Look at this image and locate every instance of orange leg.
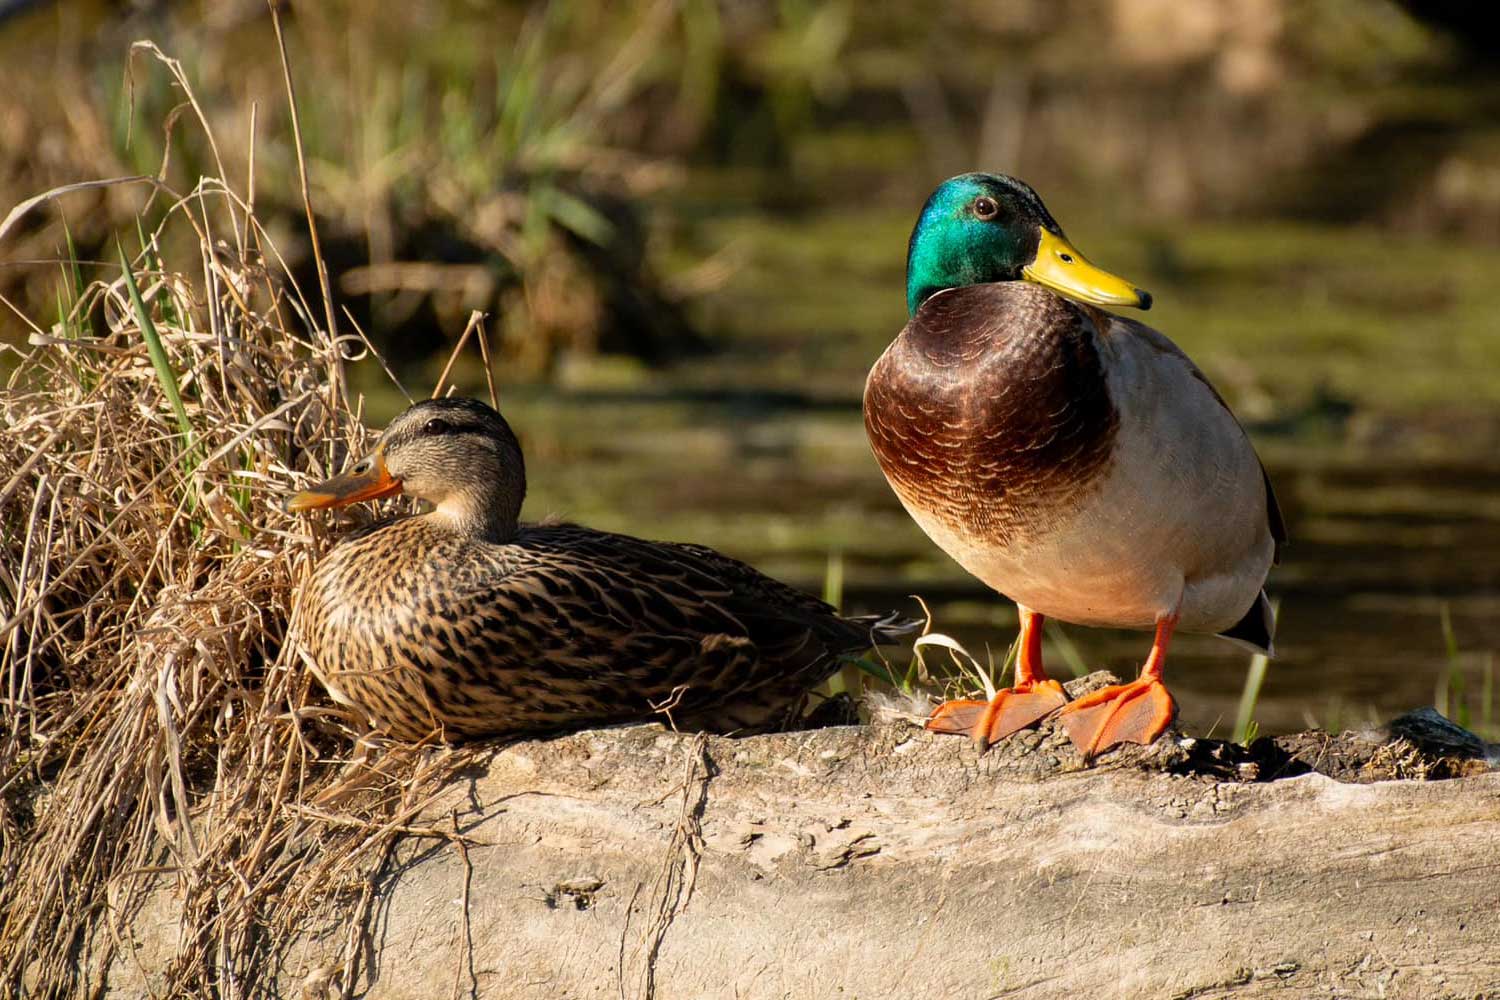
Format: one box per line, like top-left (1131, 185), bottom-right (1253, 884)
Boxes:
top-left (1058, 614), bottom-right (1179, 761)
top-left (926, 608), bottom-right (1068, 751)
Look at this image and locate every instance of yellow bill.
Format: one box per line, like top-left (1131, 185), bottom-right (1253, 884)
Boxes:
top-left (285, 451), bottom-right (403, 512)
top-left (1022, 229), bottom-right (1152, 310)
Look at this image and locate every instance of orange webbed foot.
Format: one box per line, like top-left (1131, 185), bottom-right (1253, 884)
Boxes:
top-left (925, 699), bottom-right (989, 736)
top-left (926, 680), bottom-right (1068, 751)
top-left (1058, 678), bottom-right (1175, 761)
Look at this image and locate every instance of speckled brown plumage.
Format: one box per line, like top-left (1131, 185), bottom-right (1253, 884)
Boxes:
top-left (291, 399), bottom-right (916, 741)
top-left (864, 282), bottom-right (1118, 546)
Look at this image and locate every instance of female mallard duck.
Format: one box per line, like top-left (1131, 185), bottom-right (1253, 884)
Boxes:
top-left (864, 173), bottom-right (1284, 760)
top-left (288, 397), bottom-right (915, 741)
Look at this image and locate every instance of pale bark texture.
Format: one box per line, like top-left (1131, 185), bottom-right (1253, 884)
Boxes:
top-left (102, 675), bottom-right (1500, 1000)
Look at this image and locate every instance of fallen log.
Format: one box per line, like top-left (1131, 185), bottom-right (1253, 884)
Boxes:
top-left (99, 674), bottom-right (1500, 999)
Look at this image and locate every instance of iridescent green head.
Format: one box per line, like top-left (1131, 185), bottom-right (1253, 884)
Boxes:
top-left (904, 173), bottom-right (1152, 317)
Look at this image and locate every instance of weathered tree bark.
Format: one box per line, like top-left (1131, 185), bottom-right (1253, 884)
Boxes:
top-left (105, 674), bottom-right (1500, 999)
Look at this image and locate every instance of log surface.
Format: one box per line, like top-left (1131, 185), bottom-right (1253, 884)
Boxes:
top-left (107, 675), bottom-right (1500, 1000)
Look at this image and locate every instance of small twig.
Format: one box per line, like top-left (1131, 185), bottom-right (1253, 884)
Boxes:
top-left (472, 312), bottom-right (499, 412)
top-left (338, 835), bottom-right (398, 1000)
top-left (243, 101), bottom-right (257, 254)
top-left (341, 304), bottom-right (412, 404)
top-left (449, 808), bottom-right (477, 1000)
top-left (269, 1), bottom-right (343, 409)
top-left (616, 881), bottom-right (644, 1000)
top-left (0, 176), bottom-right (162, 246)
top-left (626, 734), bottom-right (709, 1000)
top-left (431, 313), bottom-right (486, 399)
top-left (284, 802), bottom-right (492, 846)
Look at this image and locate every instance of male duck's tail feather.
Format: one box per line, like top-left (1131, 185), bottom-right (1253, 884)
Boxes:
top-left (852, 609), bottom-right (924, 647)
top-left (1217, 590), bottom-right (1276, 656)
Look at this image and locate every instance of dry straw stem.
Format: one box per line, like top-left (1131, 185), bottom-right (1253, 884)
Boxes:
top-left (616, 733), bottom-right (709, 1000)
top-left (0, 41), bottom-right (483, 998)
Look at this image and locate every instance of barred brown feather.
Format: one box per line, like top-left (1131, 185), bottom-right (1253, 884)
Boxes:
top-left (293, 400), bottom-right (917, 740)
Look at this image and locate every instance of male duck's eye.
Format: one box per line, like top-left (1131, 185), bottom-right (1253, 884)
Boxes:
top-left (423, 418), bottom-right (451, 436)
top-left (973, 196), bottom-right (999, 220)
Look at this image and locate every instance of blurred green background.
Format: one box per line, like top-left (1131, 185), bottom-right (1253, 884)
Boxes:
top-left (3, 0), bottom-right (1499, 736)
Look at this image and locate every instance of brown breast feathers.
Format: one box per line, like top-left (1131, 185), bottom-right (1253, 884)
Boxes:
top-left (863, 282), bottom-right (1118, 545)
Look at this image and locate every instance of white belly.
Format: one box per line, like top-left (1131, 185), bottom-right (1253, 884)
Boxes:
top-left (905, 510), bottom-right (1168, 629)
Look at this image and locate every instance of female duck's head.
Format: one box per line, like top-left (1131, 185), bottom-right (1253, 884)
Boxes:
top-left (287, 397), bottom-right (526, 540)
top-left (904, 172), bottom-right (1153, 317)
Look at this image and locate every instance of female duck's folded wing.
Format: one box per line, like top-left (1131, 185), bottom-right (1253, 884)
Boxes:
top-left (647, 538), bottom-right (922, 644)
top-left (490, 525), bottom-right (920, 725)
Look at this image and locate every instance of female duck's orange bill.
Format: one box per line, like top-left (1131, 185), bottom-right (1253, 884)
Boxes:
top-left (285, 452), bottom-right (403, 512)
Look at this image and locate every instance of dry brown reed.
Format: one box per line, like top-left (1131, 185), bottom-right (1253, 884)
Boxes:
top-left (0, 41), bottom-right (483, 999)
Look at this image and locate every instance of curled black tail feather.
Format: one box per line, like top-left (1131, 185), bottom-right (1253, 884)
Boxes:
top-left (849, 610), bottom-right (924, 647)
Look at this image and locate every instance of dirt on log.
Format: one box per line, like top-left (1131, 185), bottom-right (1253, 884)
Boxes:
top-left (101, 673), bottom-right (1500, 999)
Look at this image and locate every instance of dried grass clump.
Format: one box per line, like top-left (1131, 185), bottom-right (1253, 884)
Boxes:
top-left (0, 42), bottom-right (483, 999)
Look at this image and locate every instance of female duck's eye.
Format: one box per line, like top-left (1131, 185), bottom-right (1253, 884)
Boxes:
top-left (353, 460), bottom-right (371, 474)
top-left (973, 196), bottom-right (999, 220)
top-left (423, 418), bottom-right (451, 436)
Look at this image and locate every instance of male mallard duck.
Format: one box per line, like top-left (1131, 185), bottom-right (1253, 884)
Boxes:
top-left (288, 397), bottom-right (916, 741)
top-left (864, 173), bottom-right (1284, 759)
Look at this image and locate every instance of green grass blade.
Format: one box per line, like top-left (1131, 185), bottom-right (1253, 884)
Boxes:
top-left (821, 549), bottom-right (844, 610)
top-left (1438, 603), bottom-right (1469, 728)
top-left (119, 239), bottom-right (197, 471)
top-left (847, 654), bottom-right (902, 689)
top-left (1481, 654), bottom-right (1494, 739)
top-left (1044, 620), bottom-right (1089, 679)
top-left (1233, 650), bottom-right (1270, 745)
top-left (821, 550), bottom-right (864, 697)
top-left (64, 219), bottom-right (84, 303)
top-left (1233, 599), bottom-right (1278, 744)
top-left (543, 187), bottom-right (614, 247)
